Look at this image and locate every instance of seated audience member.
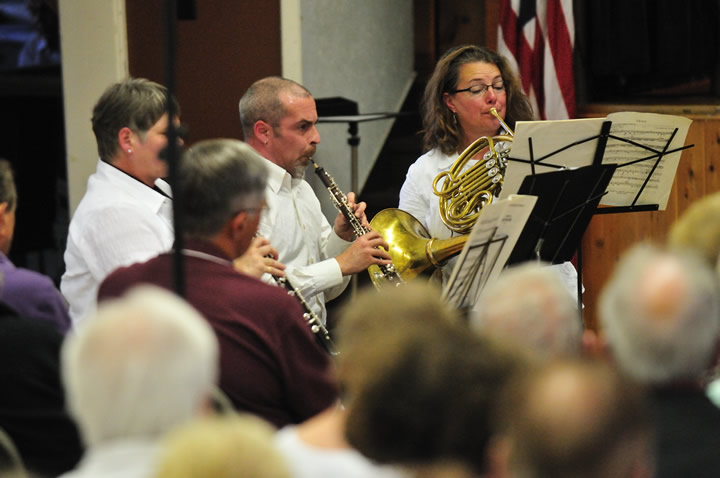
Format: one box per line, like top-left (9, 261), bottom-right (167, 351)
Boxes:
top-left (0, 293), bottom-right (82, 477)
top-left (0, 427), bottom-right (27, 478)
top-left (599, 243), bottom-right (720, 478)
top-left (667, 192), bottom-right (720, 404)
top-left (275, 283), bottom-right (454, 478)
top-left (99, 139), bottom-right (337, 428)
top-left (668, 191), bottom-right (720, 272)
top-left (153, 415), bottom-right (289, 478)
top-left (335, 284), bottom-right (523, 477)
top-left (668, 193), bottom-right (720, 406)
top-left (61, 78), bottom-right (179, 324)
top-left (0, 159), bottom-right (70, 333)
top-left (59, 285), bottom-right (218, 478)
top-left (489, 358), bottom-right (653, 478)
top-left (471, 262), bottom-right (586, 360)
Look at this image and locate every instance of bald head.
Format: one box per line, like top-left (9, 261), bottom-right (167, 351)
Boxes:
top-left (495, 359), bottom-right (652, 478)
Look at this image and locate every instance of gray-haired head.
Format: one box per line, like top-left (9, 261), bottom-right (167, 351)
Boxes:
top-left (178, 139), bottom-right (267, 238)
top-left (599, 242), bottom-right (720, 383)
top-left (0, 160), bottom-right (17, 212)
top-left (472, 262), bottom-right (582, 360)
top-left (62, 285), bottom-right (218, 448)
top-left (238, 76), bottom-right (311, 139)
top-left (92, 77), bottom-right (179, 163)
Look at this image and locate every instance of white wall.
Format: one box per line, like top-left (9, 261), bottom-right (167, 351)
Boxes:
top-left (59, 0), bottom-right (128, 214)
top-left (287, 0), bottom-right (415, 220)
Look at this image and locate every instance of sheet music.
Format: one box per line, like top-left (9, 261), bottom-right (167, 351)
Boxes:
top-left (443, 194), bottom-right (537, 310)
top-left (602, 112), bottom-right (691, 209)
top-left (499, 112), bottom-right (692, 210)
top-left (500, 118), bottom-right (606, 200)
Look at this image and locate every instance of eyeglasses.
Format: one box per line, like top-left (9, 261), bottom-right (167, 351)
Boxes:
top-left (451, 81), bottom-right (505, 96)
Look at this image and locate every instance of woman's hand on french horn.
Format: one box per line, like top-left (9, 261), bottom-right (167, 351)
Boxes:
top-left (234, 236), bottom-right (286, 278)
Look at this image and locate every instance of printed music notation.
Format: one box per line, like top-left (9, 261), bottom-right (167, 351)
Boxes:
top-left (501, 112), bottom-right (692, 210)
top-left (443, 194), bottom-right (537, 311)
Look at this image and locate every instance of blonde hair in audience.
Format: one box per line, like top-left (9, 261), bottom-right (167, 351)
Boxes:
top-left (668, 191), bottom-right (720, 274)
top-left (153, 414), bottom-right (290, 478)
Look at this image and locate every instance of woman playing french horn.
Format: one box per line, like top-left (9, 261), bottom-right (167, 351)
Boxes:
top-left (398, 45), bottom-right (578, 290)
top-left (399, 45), bottom-right (532, 278)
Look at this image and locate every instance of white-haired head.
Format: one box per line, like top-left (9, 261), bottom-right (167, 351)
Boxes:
top-left (472, 262), bottom-right (582, 360)
top-left (599, 243), bottom-right (720, 383)
top-left (62, 286), bottom-right (219, 447)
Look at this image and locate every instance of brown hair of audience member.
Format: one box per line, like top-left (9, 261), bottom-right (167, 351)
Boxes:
top-left (153, 414), bottom-right (290, 478)
top-left (668, 191), bottom-right (720, 274)
top-left (491, 358), bottom-right (653, 478)
top-left (338, 282), bottom-right (524, 476)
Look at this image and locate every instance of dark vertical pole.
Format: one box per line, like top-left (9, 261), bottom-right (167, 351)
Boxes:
top-left (165, 0), bottom-right (185, 297)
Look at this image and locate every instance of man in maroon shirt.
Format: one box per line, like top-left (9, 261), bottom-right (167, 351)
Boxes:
top-left (99, 139), bottom-right (337, 428)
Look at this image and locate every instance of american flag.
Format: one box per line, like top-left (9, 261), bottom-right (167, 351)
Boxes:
top-left (497, 0), bottom-right (576, 120)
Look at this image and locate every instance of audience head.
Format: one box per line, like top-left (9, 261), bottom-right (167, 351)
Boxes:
top-left (339, 283), bottom-right (523, 476)
top-left (0, 428), bottom-right (27, 478)
top-left (422, 44), bottom-right (533, 154)
top-left (472, 261), bottom-right (582, 360)
top-left (238, 76), bottom-right (319, 178)
top-left (62, 286), bottom-right (218, 448)
top-left (0, 160), bottom-right (17, 255)
top-left (153, 415), bottom-right (289, 478)
top-left (178, 139), bottom-right (267, 256)
top-left (668, 191), bottom-right (720, 274)
top-left (599, 242), bottom-right (720, 384)
top-left (491, 358), bottom-right (653, 478)
top-left (91, 78), bottom-right (179, 185)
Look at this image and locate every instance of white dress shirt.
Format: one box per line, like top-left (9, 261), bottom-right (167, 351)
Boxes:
top-left (258, 160), bottom-right (351, 324)
top-left (275, 426), bottom-right (409, 478)
top-left (61, 160), bottom-right (174, 325)
top-left (58, 439), bottom-right (159, 478)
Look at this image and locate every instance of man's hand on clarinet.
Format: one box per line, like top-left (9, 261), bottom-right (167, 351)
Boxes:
top-left (333, 191), bottom-right (370, 241)
top-left (233, 236), bottom-right (286, 278)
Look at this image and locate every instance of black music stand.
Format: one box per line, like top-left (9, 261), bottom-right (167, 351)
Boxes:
top-left (507, 164), bottom-right (617, 266)
top-left (316, 97), bottom-right (406, 297)
top-left (316, 97), bottom-right (406, 193)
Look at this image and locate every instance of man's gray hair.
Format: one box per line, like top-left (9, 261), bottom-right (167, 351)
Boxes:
top-left (0, 160), bottom-right (17, 211)
top-left (238, 77), bottom-right (311, 139)
top-left (599, 242), bottom-right (720, 383)
top-left (92, 77), bottom-right (178, 163)
top-left (62, 286), bottom-right (218, 448)
top-left (472, 262), bottom-right (582, 359)
top-left (179, 139), bottom-right (267, 238)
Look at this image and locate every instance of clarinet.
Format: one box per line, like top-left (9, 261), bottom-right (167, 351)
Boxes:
top-left (266, 258), bottom-right (339, 356)
top-left (311, 160), bottom-right (404, 288)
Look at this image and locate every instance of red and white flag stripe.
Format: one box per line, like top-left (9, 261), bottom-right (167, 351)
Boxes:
top-left (497, 0), bottom-right (576, 120)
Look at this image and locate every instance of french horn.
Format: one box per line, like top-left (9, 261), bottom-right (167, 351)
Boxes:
top-left (367, 108), bottom-right (514, 286)
top-left (432, 107), bottom-right (514, 234)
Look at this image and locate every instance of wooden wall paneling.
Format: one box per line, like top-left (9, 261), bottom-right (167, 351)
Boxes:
top-left (705, 118), bottom-right (720, 193)
top-left (125, 0), bottom-right (282, 145)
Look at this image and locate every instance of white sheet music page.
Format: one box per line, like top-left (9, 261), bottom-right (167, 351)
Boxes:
top-left (498, 113), bottom-right (692, 210)
top-left (602, 112), bottom-right (691, 209)
top-left (499, 118), bottom-right (606, 200)
top-left (443, 194), bottom-right (537, 310)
